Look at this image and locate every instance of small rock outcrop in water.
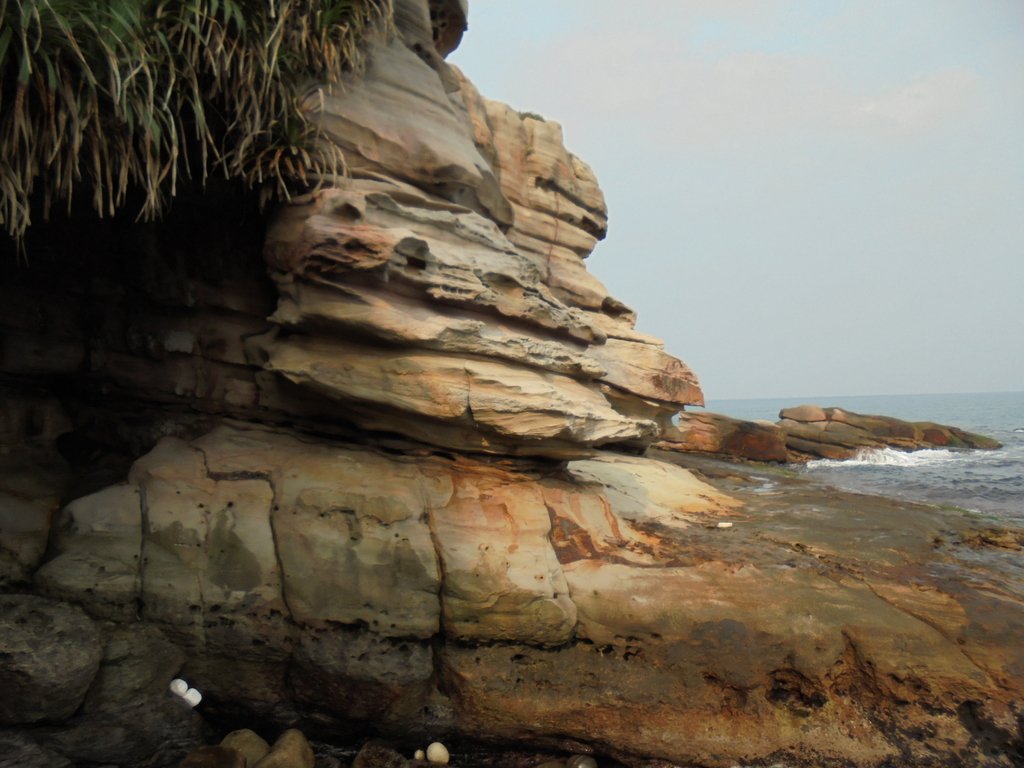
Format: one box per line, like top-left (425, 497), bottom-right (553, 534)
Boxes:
top-left (779, 404), bottom-right (1002, 461)
top-left (659, 411), bottom-right (790, 462)
top-left (0, 1), bottom-right (1022, 767)
top-left (659, 405), bottom-right (1001, 463)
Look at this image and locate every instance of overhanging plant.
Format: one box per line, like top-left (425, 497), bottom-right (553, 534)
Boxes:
top-left (0, 0), bottom-right (393, 241)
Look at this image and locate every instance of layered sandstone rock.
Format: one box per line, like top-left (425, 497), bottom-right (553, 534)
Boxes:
top-left (2, 1), bottom-right (1023, 767)
top-left (259, 184), bottom-right (658, 457)
top-left (779, 405), bottom-right (1002, 461)
top-left (658, 406), bottom-right (1000, 464)
top-left (658, 410), bottom-right (790, 462)
top-left (30, 423), bottom-right (1024, 767)
top-left (38, 424), bottom-right (734, 647)
top-left (261, 5), bottom-right (703, 456)
top-left (0, 0), bottom-right (703, 465)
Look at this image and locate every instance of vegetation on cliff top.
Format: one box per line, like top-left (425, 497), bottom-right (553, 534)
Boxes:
top-left (0, 0), bottom-right (393, 242)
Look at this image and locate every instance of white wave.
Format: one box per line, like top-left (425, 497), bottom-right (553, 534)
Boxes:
top-left (806, 447), bottom-right (957, 469)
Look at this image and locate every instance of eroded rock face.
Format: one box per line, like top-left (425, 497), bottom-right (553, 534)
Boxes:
top-left (658, 406), bottom-right (1001, 464)
top-left (4, 1), bottom-right (1024, 767)
top-left (38, 425), bottom-right (733, 645)
top-left (33, 625), bottom-right (202, 766)
top-left (658, 410), bottom-right (790, 462)
top-left (778, 405), bottom-right (1002, 461)
top-left (260, 168), bottom-right (697, 457)
top-left (261, 0), bottom-right (701, 458)
top-left (0, 391), bottom-right (73, 586)
top-left (0, 0), bottom-right (700, 462)
top-left (34, 424), bottom-right (1024, 766)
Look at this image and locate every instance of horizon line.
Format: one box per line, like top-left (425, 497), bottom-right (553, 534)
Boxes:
top-left (702, 388), bottom-right (1024, 404)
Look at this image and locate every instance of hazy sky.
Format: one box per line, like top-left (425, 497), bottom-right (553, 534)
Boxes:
top-left (450, 1), bottom-right (1024, 400)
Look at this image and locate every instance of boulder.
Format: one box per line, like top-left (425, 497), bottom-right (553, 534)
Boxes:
top-left (220, 730), bottom-right (271, 766)
top-left (254, 729), bottom-right (315, 768)
top-left (82, 623), bottom-right (184, 714)
top-left (194, 425), bottom-right (443, 638)
top-left (664, 406), bottom-right (1001, 464)
top-left (257, 20), bottom-right (703, 459)
top-left (428, 0), bottom-right (468, 58)
top-left (0, 732), bottom-right (74, 768)
top-left (658, 411), bottom-right (789, 462)
top-left (0, 594), bottom-right (103, 724)
top-left (132, 437), bottom-right (282, 643)
top-left (34, 483), bottom-right (143, 618)
top-left (585, 337), bottom-right (703, 408)
top-left (454, 70), bottom-right (701, 417)
top-left (270, 279), bottom-right (604, 379)
top-left (180, 745), bottom-right (246, 768)
top-left (565, 454), bottom-right (739, 530)
top-left (778, 404), bottom-right (828, 422)
top-left (21, 635), bottom-right (201, 766)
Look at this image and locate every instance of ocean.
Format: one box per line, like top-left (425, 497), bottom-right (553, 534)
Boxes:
top-left (703, 391), bottom-right (1024, 523)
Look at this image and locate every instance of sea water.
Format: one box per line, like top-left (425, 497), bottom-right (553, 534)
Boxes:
top-left (703, 391), bottom-right (1024, 522)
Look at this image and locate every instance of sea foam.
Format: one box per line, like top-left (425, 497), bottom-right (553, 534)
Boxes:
top-left (806, 447), bottom-right (957, 469)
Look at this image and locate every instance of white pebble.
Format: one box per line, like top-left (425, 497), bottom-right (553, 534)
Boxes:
top-left (716, 521), bottom-right (734, 529)
top-left (182, 687), bottom-right (203, 708)
top-left (414, 749), bottom-right (425, 761)
top-left (169, 678), bottom-right (188, 696)
top-left (426, 742), bottom-right (449, 765)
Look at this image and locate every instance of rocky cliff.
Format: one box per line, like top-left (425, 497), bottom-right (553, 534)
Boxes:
top-left (1, 2), bottom-right (1023, 767)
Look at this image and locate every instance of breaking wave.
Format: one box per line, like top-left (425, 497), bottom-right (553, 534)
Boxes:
top-left (717, 392), bottom-right (1023, 519)
top-left (806, 447), bottom-right (957, 469)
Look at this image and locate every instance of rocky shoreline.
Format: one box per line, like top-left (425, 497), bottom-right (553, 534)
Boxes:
top-left (3, 444), bottom-right (1021, 768)
top-left (658, 405), bottom-right (1001, 464)
top-left (1, 1), bottom-right (1022, 766)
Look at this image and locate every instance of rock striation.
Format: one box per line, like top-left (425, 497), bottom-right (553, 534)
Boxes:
top-left (37, 423), bottom-right (734, 648)
top-left (262, 21), bottom-right (702, 456)
top-left (778, 404), bottom-right (1001, 461)
top-left (1, 2), bottom-right (1022, 767)
top-left (658, 410), bottom-right (790, 462)
top-left (659, 405), bottom-right (1001, 464)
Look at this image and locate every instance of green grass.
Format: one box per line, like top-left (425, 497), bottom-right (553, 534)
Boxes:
top-left (0, 0), bottom-right (393, 242)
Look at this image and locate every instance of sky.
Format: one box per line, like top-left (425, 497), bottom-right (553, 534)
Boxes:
top-left (449, 1), bottom-right (1024, 400)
